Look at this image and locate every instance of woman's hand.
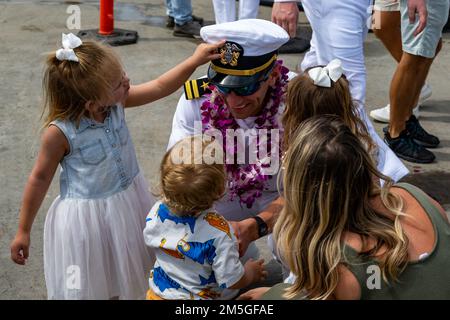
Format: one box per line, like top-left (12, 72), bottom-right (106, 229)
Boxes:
top-left (190, 40), bottom-right (226, 67)
top-left (10, 230), bottom-right (30, 265)
top-left (237, 287), bottom-right (271, 300)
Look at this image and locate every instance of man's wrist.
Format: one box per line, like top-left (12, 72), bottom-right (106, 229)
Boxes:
top-left (251, 216), bottom-right (269, 238)
top-left (246, 217), bottom-right (260, 241)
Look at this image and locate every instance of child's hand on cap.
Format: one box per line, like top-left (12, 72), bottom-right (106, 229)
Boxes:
top-left (191, 40), bottom-right (226, 67)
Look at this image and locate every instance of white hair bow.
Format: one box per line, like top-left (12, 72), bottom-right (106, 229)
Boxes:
top-left (308, 59), bottom-right (344, 88)
top-left (55, 33), bottom-right (83, 62)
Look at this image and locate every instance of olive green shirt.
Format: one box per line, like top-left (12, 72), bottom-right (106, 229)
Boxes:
top-left (262, 183), bottom-right (450, 300)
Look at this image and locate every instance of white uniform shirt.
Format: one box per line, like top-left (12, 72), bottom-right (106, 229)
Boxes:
top-left (144, 201), bottom-right (244, 300)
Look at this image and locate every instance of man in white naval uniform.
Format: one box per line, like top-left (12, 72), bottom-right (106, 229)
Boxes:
top-left (168, 19), bottom-right (408, 261)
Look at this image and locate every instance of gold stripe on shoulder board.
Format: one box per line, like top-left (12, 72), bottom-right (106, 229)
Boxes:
top-left (184, 78), bottom-right (210, 100)
top-left (191, 79), bottom-right (200, 98)
top-left (184, 80), bottom-right (193, 100)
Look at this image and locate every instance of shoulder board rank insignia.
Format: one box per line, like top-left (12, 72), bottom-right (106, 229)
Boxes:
top-left (184, 77), bottom-right (211, 100)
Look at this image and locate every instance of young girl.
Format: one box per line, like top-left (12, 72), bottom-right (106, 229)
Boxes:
top-left (283, 59), bottom-right (411, 184)
top-left (282, 59), bottom-right (376, 159)
top-left (144, 136), bottom-right (267, 300)
top-left (10, 33), bottom-right (223, 300)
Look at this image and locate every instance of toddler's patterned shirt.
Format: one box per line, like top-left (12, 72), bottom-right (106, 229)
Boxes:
top-left (143, 201), bottom-right (245, 299)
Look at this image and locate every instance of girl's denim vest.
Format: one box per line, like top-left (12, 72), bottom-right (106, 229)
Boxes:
top-left (51, 105), bottom-right (140, 199)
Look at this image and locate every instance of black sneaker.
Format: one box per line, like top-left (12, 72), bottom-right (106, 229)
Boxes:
top-left (167, 15), bottom-right (203, 29)
top-left (173, 20), bottom-right (201, 38)
top-left (406, 115), bottom-right (440, 148)
top-left (384, 130), bottom-right (435, 164)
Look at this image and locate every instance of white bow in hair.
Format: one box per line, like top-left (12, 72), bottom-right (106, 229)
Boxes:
top-left (308, 59), bottom-right (344, 88)
top-left (55, 33), bottom-right (83, 62)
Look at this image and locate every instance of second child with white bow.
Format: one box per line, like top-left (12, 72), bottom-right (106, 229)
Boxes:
top-left (10, 33), bottom-right (224, 300)
top-left (251, 60), bottom-right (404, 292)
top-left (282, 59), bottom-right (399, 177)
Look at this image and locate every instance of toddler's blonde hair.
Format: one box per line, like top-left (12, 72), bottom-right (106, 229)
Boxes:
top-left (160, 136), bottom-right (226, 216)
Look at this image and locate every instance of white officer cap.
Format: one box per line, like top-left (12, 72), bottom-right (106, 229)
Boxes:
top-left (200, 19), bottom-right (289, 87)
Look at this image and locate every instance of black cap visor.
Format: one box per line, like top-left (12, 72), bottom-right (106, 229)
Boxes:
top-left (207, 61), bottom-right (275, 88)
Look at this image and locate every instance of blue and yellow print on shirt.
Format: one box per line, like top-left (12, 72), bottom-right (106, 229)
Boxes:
top-left (143, 201), bottom-right (245, 300)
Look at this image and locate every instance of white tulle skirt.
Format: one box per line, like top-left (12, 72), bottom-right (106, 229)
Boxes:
top-left (43, 172), bottom-right (156, 300)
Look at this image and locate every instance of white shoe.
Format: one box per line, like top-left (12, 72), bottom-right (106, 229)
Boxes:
top-left (369, 83), bottom-right (431, 123)
top-left (419, 83), bottom-right (432, 104)
top-left (370, 104), bottom-right (420, 123)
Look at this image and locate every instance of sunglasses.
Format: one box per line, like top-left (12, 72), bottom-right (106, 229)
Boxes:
top-left (215, 77), bottom-right (268, 97)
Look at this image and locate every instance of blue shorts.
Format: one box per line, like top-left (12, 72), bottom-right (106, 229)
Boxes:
top-left (400, 0), bottom-right (449, 58)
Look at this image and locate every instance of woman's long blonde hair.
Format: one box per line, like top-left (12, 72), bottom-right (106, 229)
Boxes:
top-left (274, 116), bottom-right (409, 300)
top-left (42, 41), bottom-right (123, 128)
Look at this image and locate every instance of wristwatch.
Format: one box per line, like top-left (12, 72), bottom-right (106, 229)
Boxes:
top-left (252, 216), bottom-right (268, 237)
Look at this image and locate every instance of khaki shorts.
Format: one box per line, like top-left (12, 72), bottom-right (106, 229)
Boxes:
top-left (374, 0), bottom-right (400, 11)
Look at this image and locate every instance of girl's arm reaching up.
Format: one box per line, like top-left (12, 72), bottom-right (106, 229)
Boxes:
top-left (10, 125), bottom-right (68, 265)
top-left (124, 40), bottom-right (225, 108)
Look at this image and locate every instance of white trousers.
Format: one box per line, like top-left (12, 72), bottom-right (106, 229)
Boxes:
top-left (212, 0), bottom-right (260, 24)
top-left (300, 0), bottom-right (409, 182)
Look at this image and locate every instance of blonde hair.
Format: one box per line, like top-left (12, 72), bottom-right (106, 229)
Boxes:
top-left (274, 116), bottom-right (409, 300)
top-left (282, 70), bottom-right (376, 155)
top-left (42, 41), bottom-right (123, 128)
top-left (160, 136), bottom-right (226, 216)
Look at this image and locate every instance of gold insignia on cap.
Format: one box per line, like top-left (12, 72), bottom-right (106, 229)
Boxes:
top-left (220, 42), bottom-right (242, 67)
top-left (184, 77), bottom-right (211, 100)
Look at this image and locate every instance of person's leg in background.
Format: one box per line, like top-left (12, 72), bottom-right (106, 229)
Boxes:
top-left (238, 0), bottom-right (260, 20)
top-left (212, 0), bottom-right (236, 24)
top-left (213, 0), bottom-right (260, 24)
top-left (301, 0), bottom-right (409, 181)
top-left (165, 0), bottom-right (203, 37)
top-left (386, 46), bottom-right (442, 162)
top-left (299, 30), bottom-right (319, 71)
top-left (166, 0), bottom-right (174, 26)
top-left (385, 0), bottom-right (449, 163)
top-left (373, 1), bottom-right (403, 61)
top-left (369, 0), bottom-right (439, 123)
top-left (301, 0), bottom-right (370, 107)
